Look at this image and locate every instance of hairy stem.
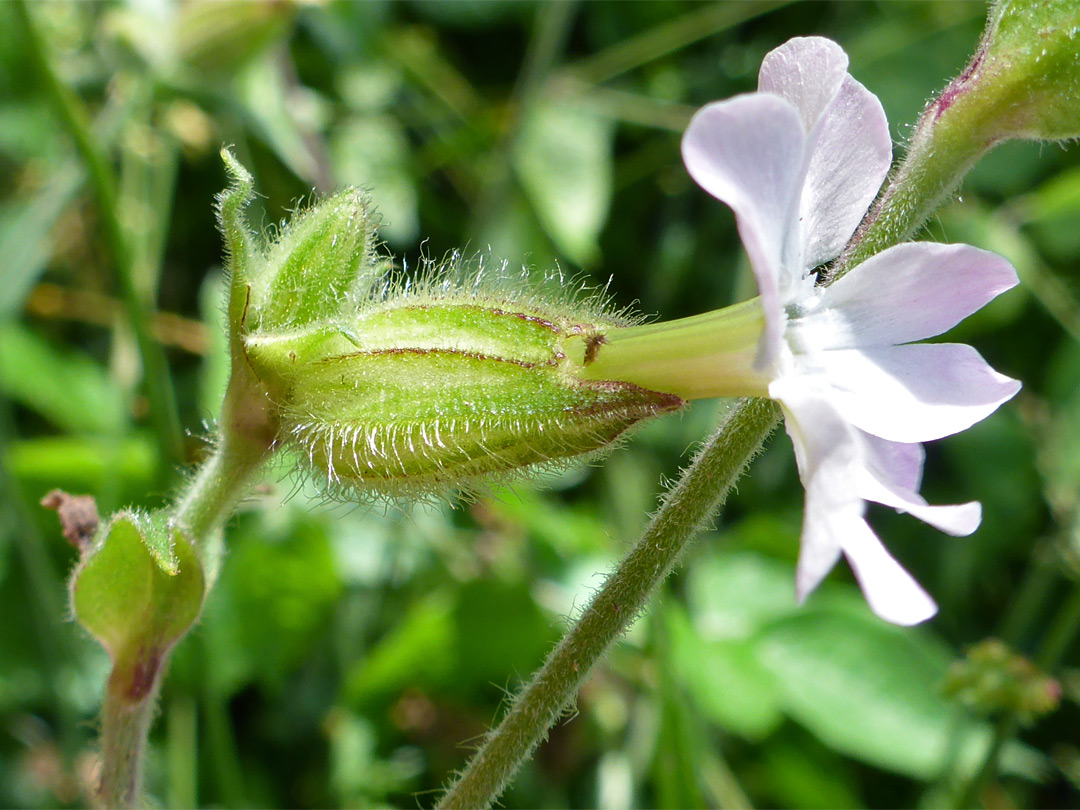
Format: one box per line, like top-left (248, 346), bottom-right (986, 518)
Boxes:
top-left (16, 0), bottom-right (184, 471)
top-left (437, 397), bottom-right (780, 809)
top-left (97, 648), bottom-right (169, 808)
top-left (96, 394), bottom-right (271, 808)
top-left (173, 433), bottom-right (270, 543)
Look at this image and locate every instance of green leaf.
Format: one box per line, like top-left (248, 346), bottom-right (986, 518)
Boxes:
top-left (330, 114), bottom-right (419, 246)
top-left (198, 520), bottom-right (343, 697)
top-left (5, 434), bottom-right (156, 497)
top-left (71, 513), bottom-right (204, 659)
top-left (0, 162), bottom-right (83, 317)
top-left (685, 549), bottom-right (802, 641)
top-left (758, 610), bottom-right (980, 780)
top-left (0, 321), bottom-right (127, 434)
top-left (513, 98), bottom-right (614, 267)
top-left (666, 603), bottom-right (783, 741)
top-left (345, 590), bottom-right (456, 706)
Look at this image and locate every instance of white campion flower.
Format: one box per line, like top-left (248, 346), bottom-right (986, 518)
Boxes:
top-left (680, 36), bottom-right (1020, 625)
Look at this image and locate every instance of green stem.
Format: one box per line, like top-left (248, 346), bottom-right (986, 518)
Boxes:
top-left (16, 0), bottom-right (184, 471)
top-left (436, 397), bottom-right (780, 810)
top-left (833, 21), bottom-right (1009, 277)
top-left (95, 381), bottom-right (271, 808)
top-left (173, 433), bottom-right (269, 543)
top-left (97, 651), bottom-right (169, 809)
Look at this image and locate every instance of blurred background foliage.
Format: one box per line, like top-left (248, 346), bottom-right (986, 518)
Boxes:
top-left (0, 1), bottom-right (1078, 808)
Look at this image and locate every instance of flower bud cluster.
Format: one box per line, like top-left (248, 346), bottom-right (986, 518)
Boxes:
top-left (217, 151), bottom-right (681, 499)
top-left (944, 638), bottom-right (1061, 726)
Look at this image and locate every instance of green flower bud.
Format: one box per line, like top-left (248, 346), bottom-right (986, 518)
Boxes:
top-left (908, 0), bottom-right (1080, 167)
top-left (216, 153), bottom-right (682, 498)
top-left (247, 193), bottom-right (382, 335)
top-left (949, 0), bottom-right (1080, 142)
top-left (943, 638), bottom-right (1061, 726)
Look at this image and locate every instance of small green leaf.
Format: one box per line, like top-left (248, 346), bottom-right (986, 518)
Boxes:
top-left (513, 98), bottom-right (614, 267)
top-left (0, 162), bottom-right (83, 317)
top-left (71, 513), bottom-right (204, 660)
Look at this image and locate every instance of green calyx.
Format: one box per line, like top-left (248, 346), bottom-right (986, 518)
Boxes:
top-left (912, 0), bottom-right (1080, 151)
top-left (216, 152), bottom-right (683, 498)
top-left (965, 0), bottom-right (1080, 142)
top-left (249, 275), bottom-right (683, 498)
top-left (908, 0), bottom-right (1080, 161)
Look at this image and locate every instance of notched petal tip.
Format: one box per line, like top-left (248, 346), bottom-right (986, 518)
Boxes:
top-left (758, 36), bottom-right (849, 132)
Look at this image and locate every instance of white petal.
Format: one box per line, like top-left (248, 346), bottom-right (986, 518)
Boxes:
top-left (860, 433), bottom-right (924, 493)
top-left (857, 466), bottom-right (982, 536)
top-left (681, 94), bottom-right (807, 356)
top-left (791, 243), bottom-right (1020, 350)
top-left (799, 75), bottom-right (892, 270)
top-left (772, 375), bottom-right (860, 479)
top-left (758, 37), bottom-right (849, 133)
top-left (775, 384), bottom-right (862, 601)
top-left (841, 518), bottom-right (938, 625)
top-left (795, 506), bottom-right (844, 604)
top-left (802, 344), bottom-right (1021, 442)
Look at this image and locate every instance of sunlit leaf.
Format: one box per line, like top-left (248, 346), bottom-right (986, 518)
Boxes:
top-left (513, 98), bottom-right (614, 267)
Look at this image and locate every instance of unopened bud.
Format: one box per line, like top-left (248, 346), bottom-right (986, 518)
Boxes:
top-left (943, 638), bottom-right (1061, 726)
top-left (918, 0), bottom-right (1080, 152)
top-left (216, 153), bottom-right (682, 498)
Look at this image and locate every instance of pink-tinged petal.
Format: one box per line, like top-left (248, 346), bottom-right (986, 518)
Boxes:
top-left (681, 94), bottom-right (806, 356)
top-left (803, 344), bottom-right (1021, 442)
top-left (758, 37), bottom-right (849, 133)
top-left (792, 244), bottom-right (1020, 350)
top-left (860, 433), bottom-right (924, 494)
top-left (856, 432), bottom-right (981, 535)
top-left (841, 518), bottom-right (938, 625)
top-left (799, 75), bottom-right (892, 270)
